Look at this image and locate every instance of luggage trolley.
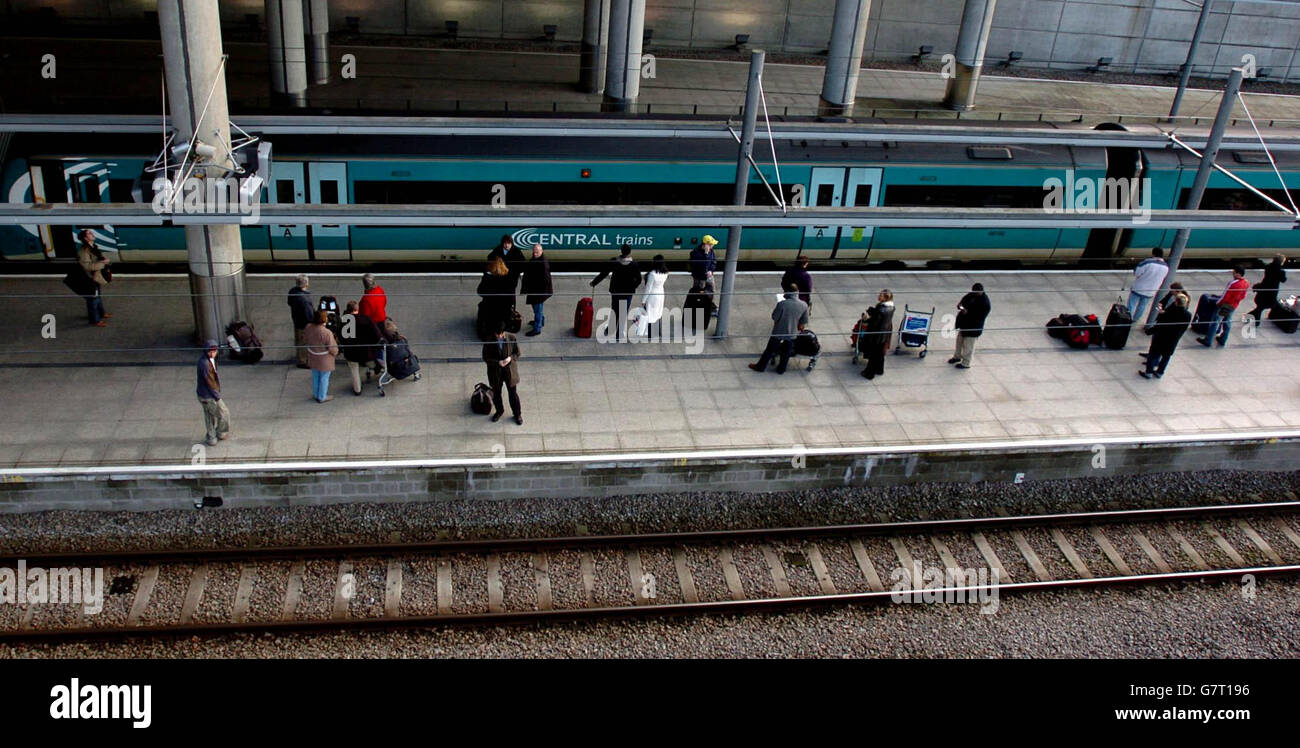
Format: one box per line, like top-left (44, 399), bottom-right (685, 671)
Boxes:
top-left (893, 305), bottom-right (934, 358)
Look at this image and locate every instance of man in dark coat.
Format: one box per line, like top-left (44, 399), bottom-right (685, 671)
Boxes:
top-left (340, 300), bottom-right (380, 395)
top-left (860, 290), bottom-right (895, 380)
top-left (287, 274), bottom-right (314, 368)
top-left (482, 322), bottom-right (523, 425)
top-left (1247, 253), bottom-right (1287, 327)
top-left (521, 243), bottom-right (553, 336)
top-left (196, 340), bottom-right (232, 446)
top-left (948, 282), bottom-right (991, 369)
top-left (781, 255), bottom-right (813, 311)
top-left (1139, 292), bottom-right (1192, 379)
top-left (689, 235), bottom-right (718, 294)
top-left (590, 243), bottom-right (642, 342)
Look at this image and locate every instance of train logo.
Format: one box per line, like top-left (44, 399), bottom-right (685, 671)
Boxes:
top-left (511, 228), bottom-right (656, 249)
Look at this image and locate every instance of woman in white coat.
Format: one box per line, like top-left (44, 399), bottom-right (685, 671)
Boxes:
top-left (637, 254), bottom-right (669, 339)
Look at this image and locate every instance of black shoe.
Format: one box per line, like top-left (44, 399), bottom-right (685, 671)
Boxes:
top-left (861, 370), bottom-right (874, 380)
top-left (490, 412), bottom-right (503, 422)
top-left (1138, 370), bottom-right (1151, 379)
top-left (1138, 352), bottom-right (1149, 358)
top-left (748, 363), bottom-right (763, 372)
top-left (947, 357), bottom-right (960, 364)
top-left (1196, 337), bottom-right (1211, 347)
top-left (525, 328), bottom-right (541, 336)
top-left (514, 415), bottom-right (523, 426)
top-left (954, 363), bottom-right (969, 369)
top-left (1154, 372), bottom-right (1163, 379)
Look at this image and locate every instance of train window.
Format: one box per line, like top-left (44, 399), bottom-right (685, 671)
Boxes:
top-left (1185, 187), bottom-right (1300, 211)
top-left (967, 146), bottom-right (1014, 160)
top-left (353, 180), bottom-right (736, 206)
top-left (883, 184), bottom-right (1044, 209)
top-left (744, 183), bottom-right (800, 207)
top-left (1231, 151), bottom-right (1271, 164)
top-left (275, 180), bottom-right (296, 203)
top-left (75, 176), bottom-right (101, 203)
top-left (816, 184), bottom-right (836, 206)
top-left (319, 181), bottom-right (340, 204)
top-left (109, 179), bottom-right (136, 203)
top-left (853, 184), bottom-right (873, 206)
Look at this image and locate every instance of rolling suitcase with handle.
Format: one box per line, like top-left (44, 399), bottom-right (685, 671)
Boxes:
top-left (574, 297), bottom-right (594, 338)
top-left (1102, 303), bottom-right (1132, 349)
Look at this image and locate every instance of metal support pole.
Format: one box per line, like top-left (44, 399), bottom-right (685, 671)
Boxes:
top-left (580, 0), bottom-right (610, 94)
top-left (602, 0), bottom-right (645, 112)
top-left (943, 0), bottom-right (997, 111)
top-left (715, 50), bottom-right (764, 339)
top-left (158, 0), bottom-right (248, 345)
top-left (304, 0), bottom-right (329, 85)
top-left (1146, 67), bottom-right (1244, 330)
top-left (818, 0), bottom-right (871, 117)
top-left (1168, 0), bottom-right (1214, 121)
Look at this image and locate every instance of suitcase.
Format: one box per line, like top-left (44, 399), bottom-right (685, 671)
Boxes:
top-left (385, 339), bottom-right (419, 380)
top-left (506, 307), bottom-right (522, 334)
top-left (1102, 303), bottom-right (1132, 349)
top-left (1192, 293), bottom-right (1220, 337)
top-left (683, 290), bottom-right (714, 335)
top-left (225, 321), bottom-right (264, 363)
top-left (574, 297), bottom-right (594, 338)
top-left (1268, 301), bottom-right (1299, 334)
top-left (470, 382), bottom-right (493, 414)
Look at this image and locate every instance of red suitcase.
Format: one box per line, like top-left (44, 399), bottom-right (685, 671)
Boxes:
top-left (575, 297), bottom-right (594, 338)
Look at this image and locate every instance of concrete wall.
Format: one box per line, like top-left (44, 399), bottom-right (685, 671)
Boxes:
top-left (2, 437), bottom-right (1297, 513)
top-left (8, 0), bottom-right (1300, 77)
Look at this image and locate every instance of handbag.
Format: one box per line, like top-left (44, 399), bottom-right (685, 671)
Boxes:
top-left (101, 265), bottom-right (112, 284)
top-left (62, 270), bottom-right (93, 296)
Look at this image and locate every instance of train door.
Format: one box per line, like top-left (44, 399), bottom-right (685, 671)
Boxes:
top-left (268, 161), bottom-right (308, 260)
top-left (307, 161), bottom-right (350, 260)
top-left (801, 167), bottom-right (882, 258)
top-left (802, 167), bottom-right (844, 253)
top-left (837, 167), bottom-right (882, 258)
top-left (63, 161), bottom-right (118, 253)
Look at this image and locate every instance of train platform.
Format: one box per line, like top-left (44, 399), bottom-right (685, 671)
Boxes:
top-left (9, 35), bottom-right (1300, 124)
top-left (0, 268), bottom-right (1296, 476)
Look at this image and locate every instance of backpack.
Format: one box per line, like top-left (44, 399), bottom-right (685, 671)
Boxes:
top-left (225, 321), bottom-right (264, 363)
top-left (471, 382), bottom-right (493, 414)
top-left (794, 329), bottom-right (820, 357)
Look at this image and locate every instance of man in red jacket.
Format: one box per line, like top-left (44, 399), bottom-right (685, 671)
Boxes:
top-left (358, 273), bottom-right (388, 324)
top-left (1198, 265), bottom-right (1250, 348)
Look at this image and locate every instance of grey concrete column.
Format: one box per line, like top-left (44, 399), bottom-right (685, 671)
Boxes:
top-left (943, 0), bottom-right (997, 111)
top-left (304, 0), bottom-right (329, 85)
top-left (158, 0), bottom-right (248, 345)
top-left (714, 51), bottom-right (764, 339)
top-left (818, 0), bottom-right (871, 117)
top-left (579, 0), bottom-right (610, 94)
top-left (602, 0), bottom-right (645, 112)
top-left (265, 0), bottom-right (308, 106)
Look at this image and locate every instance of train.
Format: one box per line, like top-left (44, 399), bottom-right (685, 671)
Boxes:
top-left (3, 120), bottom-right (1299, 266)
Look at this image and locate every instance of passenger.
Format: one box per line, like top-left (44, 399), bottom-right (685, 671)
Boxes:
top-left (1247, 254), bottom-right (1288, 327)
top-left (76, 229), bottom-right (111, 327)
top-left (1147, 281), bottom-right (1186, 334)
top-left (1197, 265), bottom-right (1250, 348)
top-left (949, 282), bottom-right (991, 369)
top-left (590, 243), bottom-right (642, 342)
top-left (477, 255), bottom-right (515, 339)
top-left (304, 309), bottom-right (340, 403)
top-left (287, 273), bottom-right (314, 369)
top-left (748, 282), bottom-right (808, 375)
top-left (781, 254), bottom-right (813, 313)
top-left (340, 300), bottom-right (380, 396)
top-left (689, 235), bottom-right (718, 295)
top-left (521, 242), bottom-right (553, 336)
top-left (639, 254), bottom-right (669, 339)
top-left (488, 234), bottom-right (526, 293)
top-left (482, 320), bottom-right (523, 425)
top-left (860, 289), bottom-right (896, 381)
top-left (1139, 292), bottom-right (1192, 379)
top-left (358, 273), bottom-right (388, 323)
top-left (196, 339), bottom-right (231, 447)
top-left (1127, 247), bottom-right (1169, 322)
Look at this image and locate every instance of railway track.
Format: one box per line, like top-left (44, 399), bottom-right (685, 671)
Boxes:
top-left (4, 501), bottom-right (1300, 640)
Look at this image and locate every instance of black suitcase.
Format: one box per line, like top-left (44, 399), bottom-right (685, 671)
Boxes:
top-left (683, 290), bottom-right (714, 334)
top-left (1102, 303), bottom-right (1132, 349)
top-left (1268, 303), bottom-right (1299, 334)
top-left (1192, 293), bottom-right (1220, 337)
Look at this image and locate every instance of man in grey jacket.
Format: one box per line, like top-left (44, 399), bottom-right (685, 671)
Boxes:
top-left (748, 283), bottom-right (809, 374)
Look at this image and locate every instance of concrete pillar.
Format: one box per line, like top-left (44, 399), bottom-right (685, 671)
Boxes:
top-left (265, 0), bottom-right (308, 106)
top-left (158, 0), bottom-right (248, 345)
top-left (943, 0), bottom-right (997, 111)
top-left (579, 0), bottom-right (610, 94)
top-left (818, 0), bottom-right (871, 117)
top-left (304, 0), bottom-right (329, 85)
top-left (602, 0), bottom-right (645, 112)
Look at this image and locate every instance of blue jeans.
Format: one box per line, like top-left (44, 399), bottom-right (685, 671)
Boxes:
top-left (1126, 292), bottom-right (1151, 321)
top-left (84, 293), bottom-right (105, 324)
top-left (1203, 310), bottom-right (1232, 346)
top-left (311, 370), bottom-right (331, 401)
top-left (531, 302), bottom-right (545, 330)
